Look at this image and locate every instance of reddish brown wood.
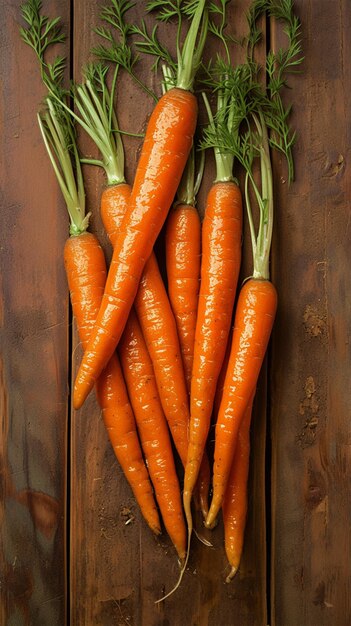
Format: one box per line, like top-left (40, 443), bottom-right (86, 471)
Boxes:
top-left (270, 1), bottom-right (351, 624)
top-left (0, 1), bottom-right (70, 624)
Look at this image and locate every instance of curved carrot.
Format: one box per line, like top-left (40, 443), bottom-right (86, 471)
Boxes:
top-left (64, 232), bottom-right (161, 535)
top-left (103, 181), bottom-right (209, 518)
top-left (183, 181), bottom-right (242, 532)
top-left (134, 252), bottom-right (189, 466)
top-left (206, 279), bottom-right (277, 528)
top-left (100, 182), bottom-right (188, 557)
top-left (119, 309), bottom-right (186, 561)
top-left (34, 81), bottom-right (161, 537)
top-left (100, 183), bottom-right (189, 462)
top-left (222, 393), bottom-right (254, 582)
top-left (165, 202), bottom-right (201, 392)
top-left (73, 87), bottom-right (198, 409)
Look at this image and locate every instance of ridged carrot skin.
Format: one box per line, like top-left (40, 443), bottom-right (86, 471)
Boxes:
top-left (73, 88), bottom-right (198, 409)
top-left (165, 201), bottom-right (210, 518)
top-left (213, 326), bottom-right (233, 419)
top-left (206, 279), bottom-right (277, 528)
top-left (119, 309), bottom-right (186, 561)
top-left (183, 182), bottom-right (243, 521)
top-left (100, 182), bottom-right (132, 246)
top-left (222, 394), bottom-right (254, 582)
top-left (64, 232), bottom-right (161, 535)
top-left (134, 252), bottom-right (189, 466)
top-left (165, 202), bottom-right (201, 392)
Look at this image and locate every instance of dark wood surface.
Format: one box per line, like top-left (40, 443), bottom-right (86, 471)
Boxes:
top-left (1, 1), bottom-right (350, 624)
top-left (0, 2), bottom-right (70, 624)
top-left (270, 2), bottom-right (351, 625)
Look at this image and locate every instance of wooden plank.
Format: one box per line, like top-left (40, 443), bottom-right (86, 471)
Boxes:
top-left (0, 1), bottom-right (70, 624)
top-left (70, 1), bottom-right (267, 624)
top-left (270, 1), bottom-right (351, 624)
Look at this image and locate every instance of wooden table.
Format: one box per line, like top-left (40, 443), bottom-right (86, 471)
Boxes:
top-left (1, 1), bottom-right (350, 624)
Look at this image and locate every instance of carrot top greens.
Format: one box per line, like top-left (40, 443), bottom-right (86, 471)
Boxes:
top-left (69, 63), bottom-right (127, 186)
top-left (202, 0), bottom-right (302, 280)
top-left (20, 0), bottom-right (66, 97)
top-left (93, 0), bottom-right (159, 101)
top-left (20, 0), bottom-right (88, 236)
top-left (130, 0), bottom-right (208, 92)
top-left (38, 102), bottom-right (89, 236)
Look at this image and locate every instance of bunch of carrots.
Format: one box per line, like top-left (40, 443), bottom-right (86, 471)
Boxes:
top-left (20, 0), bottom-right (302, 599)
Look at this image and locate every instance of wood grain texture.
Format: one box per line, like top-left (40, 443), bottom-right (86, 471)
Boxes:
top-left (70, 1), bottom-right (267, 624)
top-left (0, 1), bottom-right (70, 624)
top-left (270, 1), bottom-right (351, 625)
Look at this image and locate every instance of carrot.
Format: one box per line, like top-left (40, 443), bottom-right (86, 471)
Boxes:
top-left (165, 146), bottom-right (202, 393)
top-left (213, 326), bottom-right (233, 419)
top-left (102, 152), bottom-right (210, 519)
top-left (206, 279), bottom-right (277, 528)
top-left (134, 252), bottom-right (189, 464)
top-left (69, 63), bottom-right (207, 540)
top-left (100, 183), bottom-right (188, 559)
top-left (222, 393), bottom-right (254, 582)
top-left (34, 90), bottom-right (161, 535)
top-left (166, 201), bottom-right (201, 390)
top-left (183, 79), bottom-right (243, 549)
top-left (119, 309), bottom-right (186, 561)
top-left (100, 182), bottom-right (132, 245)
top-left (205, 110), bottom-right (279, 528)
top-left (73, 0), bottom-right (208, 409)
top-left (184, 180), bottom-right (242, 528)
top-left (65, 234), bottom-right (161, 536)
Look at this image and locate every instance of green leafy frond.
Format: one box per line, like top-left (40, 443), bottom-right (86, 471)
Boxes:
top-left (20, 0), bottom-right (66, 94)
top-left (94, 2), bottom-right (158, 100)
top-left (147, 0), bottom-right (183, 22)
top-left (130, 21), bottom-right (176, 72)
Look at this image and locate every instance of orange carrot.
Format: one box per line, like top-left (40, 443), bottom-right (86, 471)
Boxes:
top-left (206, 279), bottom-right (277, 527)
top-left (134, 252), bottom-right (189, 466)
top-left (222, 393), bottom-right (254, 582)
top-left (73, 0), bottom-right (208, 409)
top-left (213, 326), bottom-right (233, 419)
top-left (165, 202), bottom-right (201, 392)
top-left (100, 182), bottom-right (132, 245)
top-left (100, 182), bottom-right (188, 557)
top-left (65, 233), bottom-right (161, 537)
top-left (101, 183), bottom-right (189, 464)
top-left (119, 309), bottom-right (186, 561)
top-left (183, 181), bottom-right (242, 535)
top-left (103, 182), bottom-right (209, 519)
top-left (204, 95), bottom-right (280, 528)
top-left (34, 90), bottom-right (161, 537)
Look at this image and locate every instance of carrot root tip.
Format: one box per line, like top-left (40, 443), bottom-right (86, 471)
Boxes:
top-left (204, 516), bottom-right (218, 530)
top-left (193, 528), bottom-right (213, 547)
top-left (225, 566), bottom-right (238, 583)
